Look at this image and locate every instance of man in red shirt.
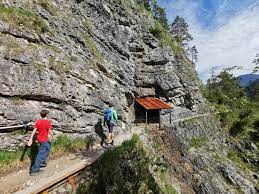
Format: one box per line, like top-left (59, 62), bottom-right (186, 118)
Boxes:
top-left (27, 110), bottom-right (53, 176)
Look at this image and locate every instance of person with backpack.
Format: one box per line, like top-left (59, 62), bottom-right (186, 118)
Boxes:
top-left (104, 102), bottom-right (118, 145)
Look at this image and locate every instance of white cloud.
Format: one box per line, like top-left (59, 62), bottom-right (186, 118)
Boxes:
top-left (159, 0), bottom-right (259, 81)
top-left (193, 3), bottom-right (259, 81)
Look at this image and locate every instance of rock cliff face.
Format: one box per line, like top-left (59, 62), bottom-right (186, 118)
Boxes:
top-left (0, 0), bottom-right (204, 148)
top-left (162, 116), bottom-right (258, 194)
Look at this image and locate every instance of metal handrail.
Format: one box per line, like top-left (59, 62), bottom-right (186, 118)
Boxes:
top-left (0, 123), bottom-right (32, 131)
top-left (0, 123), bottom-right (61, 131)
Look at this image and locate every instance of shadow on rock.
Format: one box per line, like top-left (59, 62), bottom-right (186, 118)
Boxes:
top-left (20, 140), bottom-right (38, 168)
top-left (94, 119), bottom-right (107, 148)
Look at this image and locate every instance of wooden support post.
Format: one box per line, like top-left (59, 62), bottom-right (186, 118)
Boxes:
top-left (159, 110), bottom-right (161, 129)
top-left (68, 176), bottom-right (76, 191)
top-left (170, 109), bottom-right (172, 124)
top-left (145, 110), bottom-right (148, 129)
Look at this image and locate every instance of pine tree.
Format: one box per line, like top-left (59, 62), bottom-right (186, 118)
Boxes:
top-left (187, 45), bottom-right (198, 68)
top-left (170, 16), bottom-right (193, 47)
top-left (253, 53), bottom-right (259, 73)
top-left (151, 0), bottom-right (159, 19)
top-left (205, 70), bottom-right (245, 105)
top-left (139, 0), bottom-right (151, 11)
top-left (158, 7), bottom-right (169, 30)
top-left (246, 80), bottom-right (259, 102)
top-left (151, 0), bottom-right (169, 30)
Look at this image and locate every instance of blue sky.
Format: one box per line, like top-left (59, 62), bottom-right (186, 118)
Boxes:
top-left (157, 0), bottom-right (259, 81)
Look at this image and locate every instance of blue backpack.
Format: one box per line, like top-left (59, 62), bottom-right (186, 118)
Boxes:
top-left (104, 109), bottom-right (112, 122)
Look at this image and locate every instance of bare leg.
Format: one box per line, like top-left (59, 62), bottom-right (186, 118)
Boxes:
top-left (108, 133), bottom-right (113, 143)
top-left (107, 122), bottom-right (114, 144)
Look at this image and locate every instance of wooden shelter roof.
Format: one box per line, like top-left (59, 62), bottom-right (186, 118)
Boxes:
top-left (135, 98), bottom-right (173, 110)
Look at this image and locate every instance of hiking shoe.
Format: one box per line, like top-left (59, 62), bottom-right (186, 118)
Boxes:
top-left (30, 170), bottom-right (43, 176)
top-left (106, 140), bottom-right (114, 145)
top-left (41, 162), bottom-right (47, 168)
top-left (109, 140), bottom-right (114, 145)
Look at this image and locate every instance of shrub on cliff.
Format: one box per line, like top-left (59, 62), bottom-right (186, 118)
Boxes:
top-left (0, 5), bottom-right (50, 33)
top-left (77, 134), bottom-right (176, 194)
top-left (204, 70), bottom-right (259, 139)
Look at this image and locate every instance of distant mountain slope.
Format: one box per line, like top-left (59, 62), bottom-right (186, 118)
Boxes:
top-left (245, 79), bottom-right (259, 100)
top-left (237, 74), bottom-right (259, 87)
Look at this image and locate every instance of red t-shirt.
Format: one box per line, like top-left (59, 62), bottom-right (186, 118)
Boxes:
top-left (34, 119), bottom-right (51, 143)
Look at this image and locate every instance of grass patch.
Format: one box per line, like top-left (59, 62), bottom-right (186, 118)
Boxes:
top-left (48, 56), bottom-right (72, 74)
top-left (81, 17), bottom-right (93, 31)
top-left (115, 0), bottom-right (136, 10)
top-left (165, 184), bottom-right (177, 194)
top-left (0, 5), bottom-right (50, 33)
top-left (34, 62), bottom-right (46, 73)
top-left (12, 96), bottom-right (24, 105)
top-left (52, 135), bottom-right (95, 154)
top-left (150, 21), bottom-right (183, 57)
top-left (227, 148), bottom-right (258, 173)
top-left (37, 0), bottom-right (57, 15)
top-left (1, 35), bottom-right (24, 58)
top-left (227, 149), bottom-right (249, 172)
top-left (84, 35), bottom-right (104, 65)
top-left (158, 170), bottom-right (177, 194)
top-left (188, 137), bottom-right (208, 149)
top-left (0, 150), bottom-right (25, 166)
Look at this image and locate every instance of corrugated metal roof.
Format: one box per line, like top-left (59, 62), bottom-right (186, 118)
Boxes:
top-left (135, 98), bottom-right (173, 110)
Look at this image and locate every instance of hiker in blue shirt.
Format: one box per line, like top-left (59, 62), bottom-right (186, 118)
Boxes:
top-left (104, 103), bottom-right (118, 145)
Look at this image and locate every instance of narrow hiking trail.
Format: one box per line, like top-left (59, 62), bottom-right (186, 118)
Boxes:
top-left (0, 148), bottom-right (102, 194)
top-left (0, 127), bottom-right (143, 194)
top-left (0, 113), bottom-right (210, 194)
top-left (171, 113), bottom-right (211, 123)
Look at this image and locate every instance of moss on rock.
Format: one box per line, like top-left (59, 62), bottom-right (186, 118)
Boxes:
top-left (0, 5), bottom-right (50, 33)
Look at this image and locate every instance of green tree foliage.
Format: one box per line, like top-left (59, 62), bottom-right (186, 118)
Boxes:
top-left (206, 70), bottom-right (244, 102)
top-left (203, 70), bottom-right (258, 138)
top-left (204, 68), bottom-right (259, 143)
top-left (253, 53), bottom-right (259, 65)
top-left (245, 80), bottom-right (259, 102)
top-left (151, 0), bottom-right (169, 30)
top-left (170, 16), bottom-right (193, 47)
top-left (252, 53), bottom-right (259, 73)
top-left (148, 1), bottom-right (183, 56)
top-left (187, 45), bottom-right (198, 68)
top-left (138, 0), bottom-right (151, 11)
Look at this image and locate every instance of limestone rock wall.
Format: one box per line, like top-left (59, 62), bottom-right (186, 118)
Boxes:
top-left (0, 0), bottom-right (205, 149)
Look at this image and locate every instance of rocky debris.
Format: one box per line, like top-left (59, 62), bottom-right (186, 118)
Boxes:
top-left (219, 163), bottom-right (257, 194)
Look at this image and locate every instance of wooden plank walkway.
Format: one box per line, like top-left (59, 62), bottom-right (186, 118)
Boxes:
top-left (14, 151), bottom-right (102, 194)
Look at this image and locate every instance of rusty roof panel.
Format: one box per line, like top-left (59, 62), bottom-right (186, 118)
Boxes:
top-left (135, 98), bottom-right (173, 110)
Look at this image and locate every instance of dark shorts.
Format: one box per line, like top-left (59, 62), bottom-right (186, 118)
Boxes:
top-left (107, 122), bottom-right (114, 133)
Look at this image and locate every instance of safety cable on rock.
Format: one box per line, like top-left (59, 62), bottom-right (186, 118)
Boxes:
top-left (0, 123), bottom-right (61, 131)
